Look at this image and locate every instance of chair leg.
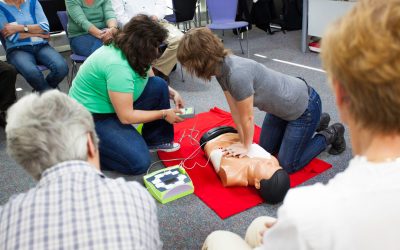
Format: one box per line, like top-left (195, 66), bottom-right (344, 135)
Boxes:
top-left (246, 26), bottom-right (249, 58)
top-left (70, 61), bottom-right (77, 88)
top-left (237, 28), bottom-right (244, 54)
top-left (180, 65), bottom-right (184, 82)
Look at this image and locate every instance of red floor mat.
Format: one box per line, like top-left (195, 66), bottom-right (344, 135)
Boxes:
top-left (158, 107), bottom-right (332, 219)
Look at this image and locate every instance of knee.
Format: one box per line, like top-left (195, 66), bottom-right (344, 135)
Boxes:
top-left (279, 159), bottom-right (300, 174)
top-left (148, 76), bottom-right (168, 93)
top-left (125, 153), bottom-right (151, 175)
top-left (3, 64), bottom-right (17, 78)
top-left (51, 59), bottom-right (69, 78)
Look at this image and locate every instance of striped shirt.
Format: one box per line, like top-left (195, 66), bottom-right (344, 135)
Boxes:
top-left (0, 160), bottom-right (162, 250)
top-left (0, 0), bottom-right (50, 50)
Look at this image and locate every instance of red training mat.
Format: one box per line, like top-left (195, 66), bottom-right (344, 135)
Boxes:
top-left (158, 107), bottom-right (332, 219)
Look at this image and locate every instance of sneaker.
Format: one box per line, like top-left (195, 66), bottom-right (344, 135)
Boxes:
top-left (148, 142), bottom-right (181, 153)
top-left (308, 41), bottom-right (321, 53)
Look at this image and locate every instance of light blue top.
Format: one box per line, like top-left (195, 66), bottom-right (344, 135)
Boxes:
top-left (0, 0), bottom-right (50, 51)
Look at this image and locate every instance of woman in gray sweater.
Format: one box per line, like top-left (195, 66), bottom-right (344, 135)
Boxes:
top-left (177, 28), bottom-right (345, 173)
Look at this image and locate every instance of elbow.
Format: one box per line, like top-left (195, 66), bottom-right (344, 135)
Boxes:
top-left (242, 114), bottom-right (254, 124)
top-left (119, 118), bottom-right (132, 125)
top-left (116, 114), bottom-right (132, 125)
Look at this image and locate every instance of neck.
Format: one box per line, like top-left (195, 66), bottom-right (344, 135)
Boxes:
top-left (350, 122), bottom-right (400, 162)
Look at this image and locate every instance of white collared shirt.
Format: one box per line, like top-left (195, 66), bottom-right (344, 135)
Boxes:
top-left (0, 161), bottom-right (162, 250)
top-left (111, 0), bottom-right (168, 26)
top-left (259, 156), bottom-right (400, 250)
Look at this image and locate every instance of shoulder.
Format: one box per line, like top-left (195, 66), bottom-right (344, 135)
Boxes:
top-left (102, 177), bottom-right (156, 207)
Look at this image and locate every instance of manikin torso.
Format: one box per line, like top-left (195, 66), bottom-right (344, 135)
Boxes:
top-left (204, 133), bottom-right (282, 189)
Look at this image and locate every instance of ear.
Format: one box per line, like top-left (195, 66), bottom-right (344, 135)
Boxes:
top-left (254, 178), bottom-right (261, 189)
top-left (87, 132), bottom-right (96, 159)
top-left (332, 78), bottom-right (350, 123)
top-left (332, 78), bottom-right (350, 107)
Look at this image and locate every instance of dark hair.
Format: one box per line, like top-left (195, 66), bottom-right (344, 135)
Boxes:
top-left (112, 15), bottom-right (168, 78)
top-left (259, 169), bottom-right (290, 204)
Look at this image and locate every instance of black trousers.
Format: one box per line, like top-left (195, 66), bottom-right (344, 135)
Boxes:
top-left (0, 61), bottom-right (17, 112)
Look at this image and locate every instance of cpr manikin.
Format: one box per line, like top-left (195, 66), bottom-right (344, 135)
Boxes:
top-left (200, 126), bottom-right (290, 204)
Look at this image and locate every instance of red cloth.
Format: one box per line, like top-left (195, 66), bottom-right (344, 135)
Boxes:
top-left (158, 107), bottom-right (332, 219)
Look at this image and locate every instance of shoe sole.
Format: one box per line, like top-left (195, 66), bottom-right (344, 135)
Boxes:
top-left (149, 144), bottom-right (181, 153)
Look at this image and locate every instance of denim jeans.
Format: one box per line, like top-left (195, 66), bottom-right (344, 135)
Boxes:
top-left (70, 34), bottom-right (103, 57)
top-left (6, 43), bottom-right (68, 92)
top-left (94, 76), bottom-right (173, 175)
top-left (259, 87), bottom-right (327, 173)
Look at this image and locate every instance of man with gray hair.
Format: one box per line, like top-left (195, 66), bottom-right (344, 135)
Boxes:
top-left (0, 90), bottom-right (162, 249)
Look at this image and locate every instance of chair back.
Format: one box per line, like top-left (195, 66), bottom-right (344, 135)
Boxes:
top-left (206, 0), bottom-right (238, 23)
top-left (172, 0), bottom-right (197, 23)
top-left (56, 11), bottom-right (69, 36)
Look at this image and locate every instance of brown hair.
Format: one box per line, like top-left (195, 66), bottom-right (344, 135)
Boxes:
top-left (321, 0), bottom-right (400, 133)
top-left (177, 27), bottom-right (230, 80)
top-left (112, 15), bottom-right (168, 78)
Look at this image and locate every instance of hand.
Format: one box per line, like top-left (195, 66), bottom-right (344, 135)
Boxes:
top-left (172, 92), bottom-right (184, 109)
top-left (38, 33), bottom-right (50, 40)
top-left (258, 221), bottom-right (276, 245)
top-left (100, 28), bottom-right (113, 44)
top-left (150, 15), bottom-right (159, 22)
top-left (2, 23), bottom-right (21, 37)
top-left (163, 108), bottom-right (184, 124)
top-left (223, 142), bottom-right (249, 158)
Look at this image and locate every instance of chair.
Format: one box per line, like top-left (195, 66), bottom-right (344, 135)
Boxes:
top-left (164, 0), bottom-right (198, 31)
top-left (0, 33), bottom-right (49, 73)
top-left (57, 11), bottom-right (87, 87)
top-left (206, 0), bottom-right (249, 56)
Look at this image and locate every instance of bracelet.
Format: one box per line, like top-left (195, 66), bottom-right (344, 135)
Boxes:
top-left (161, 110), bottom-right (167, 120)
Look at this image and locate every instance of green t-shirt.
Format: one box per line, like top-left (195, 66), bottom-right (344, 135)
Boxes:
top-left (69, 45), bottom-right (148, 114)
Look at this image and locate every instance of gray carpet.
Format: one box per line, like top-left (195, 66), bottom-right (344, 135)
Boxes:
top-left (0, 28), bottom-right (353, 249)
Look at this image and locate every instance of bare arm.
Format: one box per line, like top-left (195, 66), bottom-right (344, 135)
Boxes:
top-left (223, 91), bottom-right (254, 157)
top-left (108, 91), bottom-right (183, 124)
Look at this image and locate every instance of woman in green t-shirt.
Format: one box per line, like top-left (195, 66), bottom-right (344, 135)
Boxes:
top-left (69, 15), bottom-right (184, 175)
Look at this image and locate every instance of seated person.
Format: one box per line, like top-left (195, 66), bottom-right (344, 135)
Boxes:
top-left (0, 90), bottom-right (162, 249)
top-left (111, 0), bottom-right (184, 80)
top-left (0, 61), bottom-right (17, 127)
top-left (66, 0), bottom-right (118, 57)
top-left (201, 126), bottom-right (290, 204)
top-left (0, 0), bottom-right (68, 92)
top-left (69, 15), bottom-right (184, 175)
top-left (202, 0), bottom-right (400, 249)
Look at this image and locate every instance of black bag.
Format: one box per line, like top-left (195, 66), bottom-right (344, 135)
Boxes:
top-left (251, 0), bottom-right (279, 34)
top-left (281, 0), bottom-right (303, 30)
top-left (234, 0), bottom-right (253, 34)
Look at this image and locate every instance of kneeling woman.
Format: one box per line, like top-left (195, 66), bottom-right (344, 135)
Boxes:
top-left (69, 15), bottom-right (184, 175)
top-left (177, 28), bottom-right (346, 173)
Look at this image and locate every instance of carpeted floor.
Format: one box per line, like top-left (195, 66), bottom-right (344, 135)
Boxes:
top-left (0, 28), bottom-right (353, 249)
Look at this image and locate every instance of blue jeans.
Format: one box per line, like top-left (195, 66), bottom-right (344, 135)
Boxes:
top-left (70, 34), bottom-right (102, 57)
top-left (6, 43), bottom-right (68, 92)
top-left (259, 87), bottom-right (327, 173)
top-left (94, 77), bottom-right (173, 175)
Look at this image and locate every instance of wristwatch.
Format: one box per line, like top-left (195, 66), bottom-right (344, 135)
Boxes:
top-left (23, 25), bottom-right (28, 33)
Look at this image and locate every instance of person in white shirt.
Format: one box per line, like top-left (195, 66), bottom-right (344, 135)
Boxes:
top-left (202, 0), bottom-right (400, 249)
top-left (112, 0), bottom-right (183, 79)
top-left (0, 90), bottom-right (162, 249)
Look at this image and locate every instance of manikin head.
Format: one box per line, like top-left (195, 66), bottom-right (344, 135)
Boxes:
top-left (201, 127), bottom-right (290, 204)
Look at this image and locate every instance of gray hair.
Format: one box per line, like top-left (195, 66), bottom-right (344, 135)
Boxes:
top-left (6, 90), bottom-right (99, 180)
